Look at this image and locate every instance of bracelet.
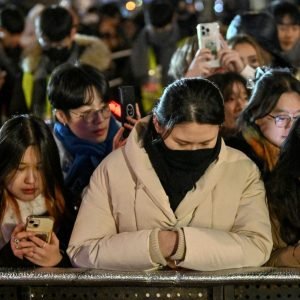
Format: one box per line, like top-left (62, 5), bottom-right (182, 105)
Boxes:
top-left (292, 244), bottom-right (300, 265)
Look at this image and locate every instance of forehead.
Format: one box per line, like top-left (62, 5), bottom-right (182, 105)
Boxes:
top-left (168, 122), bottom-right (219, 141)
top-left (279, 15), bottom-right (299, 25)
top-left (272, 92), bottom-right (300, 112)
top-left (234, 42), bottom-right (257, 56)
top-left (20, 146), bottom-right (40, 163)
top-left (78, 87), bottom-right (104, 109)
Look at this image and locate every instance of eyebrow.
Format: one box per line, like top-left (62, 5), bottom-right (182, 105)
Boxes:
top-left (19, 162), bottom-right (42, 166)
top-left (174, 136), bottom-right (216, 144)
top-left (79, 105), bottom-right (107, 113)
top-left (272, 108), bottom-right (300, 113)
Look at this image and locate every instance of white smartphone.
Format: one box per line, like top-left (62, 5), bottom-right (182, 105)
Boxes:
top-left (196, 22), bottom-right (221, 68)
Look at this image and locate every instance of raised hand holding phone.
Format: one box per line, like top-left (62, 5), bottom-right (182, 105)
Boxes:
top-left (118, 86), bottom-right (138, 139)
top-left (196, 22), bottom-right (221, 68)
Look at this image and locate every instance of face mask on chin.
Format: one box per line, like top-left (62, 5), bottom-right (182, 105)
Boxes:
top-left (148, 25), bottom-right (174, 44)
top-left (5, 46), bottom-right (22, 61)
top-left (43, 46), bottom-right (71, 64)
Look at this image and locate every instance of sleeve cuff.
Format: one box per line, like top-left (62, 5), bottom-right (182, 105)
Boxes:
top-left (170, 228), bottom-right (186, 261)
top-left (149, 228), bottom-right (167, 266)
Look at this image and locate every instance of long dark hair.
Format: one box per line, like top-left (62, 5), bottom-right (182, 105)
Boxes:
top-left (238, 68), bottom-right (300, 130)
top-left (0, 115), bottom-right (66, 226)
top-left (265, 117), bottom-right (300, 244)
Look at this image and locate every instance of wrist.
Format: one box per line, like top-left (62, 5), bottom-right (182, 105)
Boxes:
top-left (292, 244), bottom-right (300, 265)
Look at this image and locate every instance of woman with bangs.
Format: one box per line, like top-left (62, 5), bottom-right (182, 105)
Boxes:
top-left (0, 115), bottom-right (72, 267)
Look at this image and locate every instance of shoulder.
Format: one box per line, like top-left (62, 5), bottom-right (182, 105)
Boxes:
top-left (219, 141), bottom-right (261, 177)
top-left (21, 43), bottom-right (42, 73)
top-left (75, 34), bottom-right (112, 71)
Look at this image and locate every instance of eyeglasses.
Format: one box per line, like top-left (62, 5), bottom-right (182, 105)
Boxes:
top-left (268, 113), bottom-right (300, 128)
top-left (70, 105), bottom-right (111, 123)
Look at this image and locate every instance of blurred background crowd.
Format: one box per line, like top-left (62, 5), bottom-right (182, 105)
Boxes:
top-left (0, 0), bottom-right (299, 123)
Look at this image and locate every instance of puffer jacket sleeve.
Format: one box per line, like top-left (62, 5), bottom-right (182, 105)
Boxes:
top-left (67, 155), bottom-right (158, 271)
top-left (178, 161), bottom-right (273, 271)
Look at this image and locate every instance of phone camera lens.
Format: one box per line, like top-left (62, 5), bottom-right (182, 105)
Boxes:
top-left (29, 220), bottom-right (34, 224)
top-left (33, 223), bottom-right (39, 228)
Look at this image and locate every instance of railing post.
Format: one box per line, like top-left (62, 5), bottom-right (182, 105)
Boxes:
top-left (212, 286), bottom-right (224, 300)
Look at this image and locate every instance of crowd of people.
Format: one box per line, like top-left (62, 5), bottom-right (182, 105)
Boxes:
top-left (0, 0), bottom-right (300, 270)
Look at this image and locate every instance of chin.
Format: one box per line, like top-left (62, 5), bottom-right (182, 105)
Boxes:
top-left (93, 134), bottom-right (108, 144)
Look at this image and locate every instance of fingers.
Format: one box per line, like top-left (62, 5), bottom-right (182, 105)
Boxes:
top-left (113, 127), bottom-right (125, 150)
top-left (135, 103), bottom-right (141, 120)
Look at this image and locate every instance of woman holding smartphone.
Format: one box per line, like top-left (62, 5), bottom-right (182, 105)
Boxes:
top-left (0, 115), bottom-right (72, 267)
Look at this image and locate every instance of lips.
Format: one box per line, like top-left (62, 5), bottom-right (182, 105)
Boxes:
top-left (93, 127), bottom-right (106, 136)
top-left (21, 188), bottom-right (36, 195)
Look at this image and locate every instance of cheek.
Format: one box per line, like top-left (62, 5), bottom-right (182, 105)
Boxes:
top-left (256, 120), bottom-right (282, 144)
top-left (5, 177), bottom-right (19, 195)
top-left (68, 122), bottom-right (89, 138)
top-left (224, 103), bottom-right (235, 115)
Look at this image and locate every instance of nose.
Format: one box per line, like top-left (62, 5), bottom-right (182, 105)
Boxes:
top-left (24, 168), bottom-right (36, 184)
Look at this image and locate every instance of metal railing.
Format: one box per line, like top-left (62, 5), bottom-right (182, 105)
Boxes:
top-left (0, 267), bottom-right (300, 299)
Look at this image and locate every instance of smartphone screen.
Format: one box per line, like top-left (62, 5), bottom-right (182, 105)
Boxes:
top-left (118, 86), bottom-right (137, 138)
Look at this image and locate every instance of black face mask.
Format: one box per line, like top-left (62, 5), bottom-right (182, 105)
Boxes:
top-left (5, 46), bottom-right (22, 61)
top-left (158, 141), bottom-right (218, 172)
top-left (43, 46), bottom-right (71, 64)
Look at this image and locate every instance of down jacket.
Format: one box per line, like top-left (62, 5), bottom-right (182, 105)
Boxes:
top-left (67, 117), bottom-right (272, 271)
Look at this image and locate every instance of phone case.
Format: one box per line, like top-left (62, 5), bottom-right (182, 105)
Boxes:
top-left (25, 216), bottom-right (54, 243)
top-left (196, 22), bottom-right (221, 68)
top-left (118, 86), bottom-right (137, 138)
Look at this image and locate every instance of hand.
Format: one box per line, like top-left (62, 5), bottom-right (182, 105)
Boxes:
top-left (185, 48), bottom-right (215, 78)
top-left (158, 230), bottom-right (178, 258)
top-left (25, 232), bottom-right (62, 267)
top-left (112, 103), bottom-right (141, 150)
top-left (11, 223), bottom-right (37, 260)
top-left (219, 42), bottom-right (245, 73)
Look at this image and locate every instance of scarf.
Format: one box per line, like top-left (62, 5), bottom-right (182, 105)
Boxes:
top-left (144, 135), bottom-right (222, 210)
top-left (54, 117), bottom-right (119, 196)
top-left (243, 126), bottom-right (280, 172)
top-left (0, 194), bottom-right (46, 250)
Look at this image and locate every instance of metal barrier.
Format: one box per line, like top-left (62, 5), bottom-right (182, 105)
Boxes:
top-left (0, 267), bottom-right (300, 300)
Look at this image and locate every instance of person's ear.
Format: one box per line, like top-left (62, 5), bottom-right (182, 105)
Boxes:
top-left (55, 109), bottom-right (68, 126)
top-left (153, 115), bottom-right (163, 134)
top-left (255, 118), bottom-right (262, 126)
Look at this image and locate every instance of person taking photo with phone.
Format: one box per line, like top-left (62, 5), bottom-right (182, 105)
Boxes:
top-left (48, 62), bottom-right (140, 214)
top-left (67, 77), bottom-right (272, 271)
top-left (0, 115), bottom-right (72, 267)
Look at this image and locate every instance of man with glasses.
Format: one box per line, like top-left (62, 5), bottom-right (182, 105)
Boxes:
top-left (21, 5), bottom-right (111, 122)
top-left (47, 63), bottom-right (137, 215)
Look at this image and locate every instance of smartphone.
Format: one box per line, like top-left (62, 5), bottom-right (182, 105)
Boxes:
top-left (25, 216), bottom-right (54, 243)
top-left (118, 86), bottom-right (137, 138)
top-left (196, 22), bottom-right (221, 68)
